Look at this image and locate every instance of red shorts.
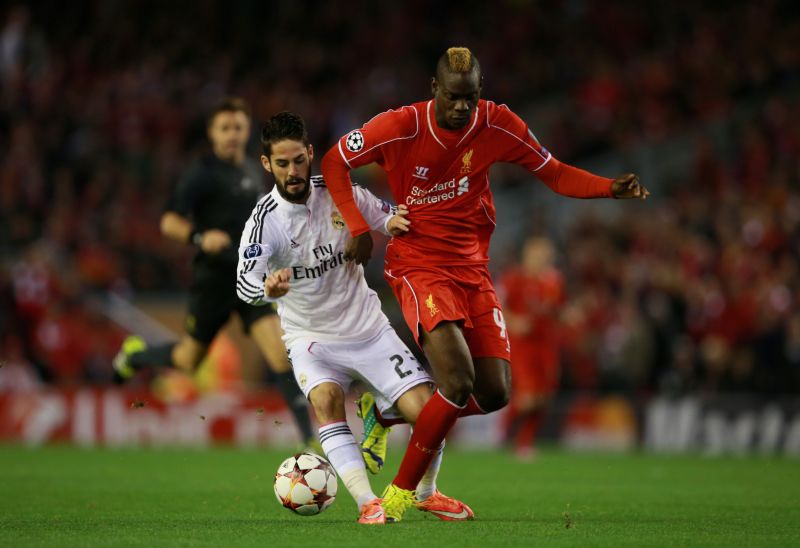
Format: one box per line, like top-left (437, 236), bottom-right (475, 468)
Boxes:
top-left (509, 338), bottom-right (560, 396)
top-left (385, 264), bottom-right (511, 361)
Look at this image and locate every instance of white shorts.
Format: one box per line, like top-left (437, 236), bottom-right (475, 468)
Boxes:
top-left (288, 327), bottom-right (432, 415)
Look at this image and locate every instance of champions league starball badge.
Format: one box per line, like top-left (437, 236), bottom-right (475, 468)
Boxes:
top-left (243, 243), bottom-right (262, 259)
top-left (345, 130), bottom-right (364, 152)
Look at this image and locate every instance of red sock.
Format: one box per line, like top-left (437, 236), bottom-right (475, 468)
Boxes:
top-left (458, 394), bottom-right (486, 418)
top-left (516, 411), bottom-right (543, 450)
top-left (375, 408), bottom-right (406, 427)
top-left (392, 390), bottom-right (463, 490)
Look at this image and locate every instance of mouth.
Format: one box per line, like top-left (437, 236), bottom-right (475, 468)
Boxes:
top-left (285, 178), bottom-right (307, 192)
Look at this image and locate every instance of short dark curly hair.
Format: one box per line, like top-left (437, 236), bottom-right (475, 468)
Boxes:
top-left (207, 97), bottom-right (251, 127)
top-left (261, 111), bottom-right (309, 156)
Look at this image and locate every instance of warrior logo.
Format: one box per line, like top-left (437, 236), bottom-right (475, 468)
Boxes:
top-left (457, 176), bottom-right (470, 196)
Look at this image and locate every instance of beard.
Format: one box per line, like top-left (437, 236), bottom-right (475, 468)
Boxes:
top-left (275, 172), bottom-right (311, 203)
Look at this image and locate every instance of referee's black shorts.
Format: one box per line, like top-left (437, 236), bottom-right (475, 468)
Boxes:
top-left (185, 267), bottom-right (276, 345)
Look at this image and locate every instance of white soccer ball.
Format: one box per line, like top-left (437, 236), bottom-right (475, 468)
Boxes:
top-left (274, 452), bottom-right (338, 516)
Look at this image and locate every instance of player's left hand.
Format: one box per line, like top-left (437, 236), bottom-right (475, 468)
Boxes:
top-left (344, 232), bottom-right (373, 265)
top-left (387, 204), bottom-right (411, 236)
top-left (611, 173), bottom-right (649, 200)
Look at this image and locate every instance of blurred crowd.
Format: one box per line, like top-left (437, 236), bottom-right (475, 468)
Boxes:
top-left (0, 1), bottom-right (798, 392)
top-left (512, 95), bottom-right (800, 396)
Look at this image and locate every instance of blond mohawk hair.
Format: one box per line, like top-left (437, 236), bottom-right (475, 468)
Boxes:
top-left (446, 47), bottom-right (473, 73)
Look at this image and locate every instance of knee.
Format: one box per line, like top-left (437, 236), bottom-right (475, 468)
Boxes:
top-left (472, 359), bottom-right (512, 412)
top-left (308, 383), bottom-right (345, 422)
top-left (438, 371), bottom-right (475, 406)
top-left (474, 382), bottom-right (511, 413)
top-left (477, 388), bottom-right (510, 412)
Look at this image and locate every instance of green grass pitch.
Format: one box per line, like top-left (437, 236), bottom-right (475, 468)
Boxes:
top-left (1, 445), bottom-right (798, 547)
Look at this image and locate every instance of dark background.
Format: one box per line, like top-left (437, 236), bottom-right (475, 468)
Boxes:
top-left (1, 0), bottom-right (799, 398)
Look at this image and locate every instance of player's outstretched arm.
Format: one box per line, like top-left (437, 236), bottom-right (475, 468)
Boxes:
top-left (611, 173), bottom-right (649, 199)
top-left (321, 148), bottom-right (371, 237)
top-left (265, 268), bottom-right (291, 298)
top-left (491, 104), bottom-right (647, 200)
top-left (322, 107), bottom-right (417, 242)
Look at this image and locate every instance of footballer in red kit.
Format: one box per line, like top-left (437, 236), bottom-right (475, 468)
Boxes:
top-left (321, 47), bottom-right (649, 521)
top-left (500, 236), bottom-right (565, 460)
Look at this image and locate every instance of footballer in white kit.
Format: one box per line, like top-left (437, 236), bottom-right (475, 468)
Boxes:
top-left (236, 173), bottom-right (431, 412)
top-left (235, 112), bottom-right (473, 525)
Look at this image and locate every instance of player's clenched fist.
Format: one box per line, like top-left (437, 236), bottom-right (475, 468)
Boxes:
top-left (611, 173), bottom-right (650, 200)
top-left (387, 204), bottom-right (411, 236)
top-left (265, 268), bottom-right (291, 298)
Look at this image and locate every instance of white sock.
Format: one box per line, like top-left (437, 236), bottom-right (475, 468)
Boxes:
top-left (416, 441), bottom-right (445, 501)
top-left (319, 421), bottom-right (377, 508)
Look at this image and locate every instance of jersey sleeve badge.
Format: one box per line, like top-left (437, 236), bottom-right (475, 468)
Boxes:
top-left (345, 130), bottom-right (365, 152)
top-left (243, 243), bottom-right (262, 259)
top-left (331, 211), bottom-right (346, 230)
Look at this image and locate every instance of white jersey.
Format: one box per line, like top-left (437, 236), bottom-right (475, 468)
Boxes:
top-left (236, 176), bottom-right (397, 347)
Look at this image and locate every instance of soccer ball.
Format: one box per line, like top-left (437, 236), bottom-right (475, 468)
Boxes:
top-left (274, 452), bottom-right (337, 515)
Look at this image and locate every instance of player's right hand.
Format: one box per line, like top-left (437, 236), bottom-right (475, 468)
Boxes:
top-left (387, 204), bottom-right (411, 236)
top-left (199, 229), bottom-right (232, 254)
top-left (265, 268), bottom-right (291, 298)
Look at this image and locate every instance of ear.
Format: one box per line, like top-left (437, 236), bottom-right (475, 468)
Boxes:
top-left (261, 155), bottom-right (271, 173)
top-left (307, 144), bottom-right (314, 163)
top-left (431, 77), bottom-right (438, 97)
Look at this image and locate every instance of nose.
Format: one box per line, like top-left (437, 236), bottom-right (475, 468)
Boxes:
top-left (454, 99), bottom-right (469, 112)
top-left (288, 164), bottom-right (299, 177)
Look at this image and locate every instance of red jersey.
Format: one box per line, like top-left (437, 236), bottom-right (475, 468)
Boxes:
top-left (501, 266), bottom-right (565, 345)
top-left (322, 99), bottom-right (614, 267)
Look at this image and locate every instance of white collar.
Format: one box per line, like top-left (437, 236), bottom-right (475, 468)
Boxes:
top-left (269, 183), bottom-right (314, 214)
top-left (425, 100), bottom-right (480, 150)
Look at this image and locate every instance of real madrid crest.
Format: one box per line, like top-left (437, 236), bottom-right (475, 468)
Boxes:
top-left (331, 211), bottom-right (345, 230)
